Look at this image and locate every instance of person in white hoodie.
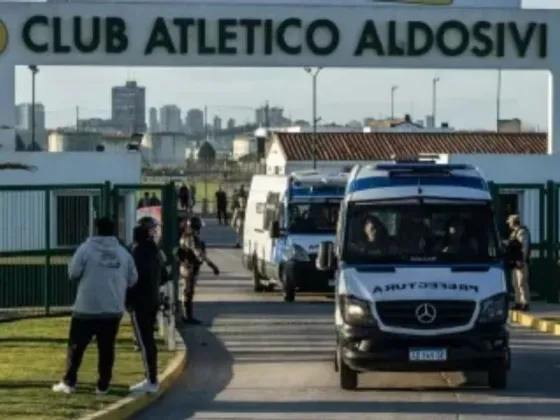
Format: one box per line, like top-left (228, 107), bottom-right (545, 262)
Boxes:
top-left (52, 217), bottom-right (138, 395)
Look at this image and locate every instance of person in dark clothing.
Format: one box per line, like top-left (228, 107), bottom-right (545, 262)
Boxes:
top-left (238, 184), bottom-right (247, 200)
top-left (149, 193), bottom-right (161, 206)
top-left (52, 218), bottom-right (137, 395)
top-left (178, 183), bottom-right (190, 210)
top-left (215, 186), bottom-right (228, 225)
top-left (137, 192), bottom-right (150, 209)
top-left (127, 222), bottom-right (167, 393)
top-left (176, 216), bottom-right (219, 324)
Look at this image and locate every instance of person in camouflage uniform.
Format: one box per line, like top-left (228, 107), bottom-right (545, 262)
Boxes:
top-left (176, 216), bottom-right (219, 324)
top-left (231, 195), bottom-right (246, 248)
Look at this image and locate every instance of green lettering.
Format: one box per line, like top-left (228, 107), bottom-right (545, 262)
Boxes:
top-left (105, 17), bottom-right (127, 54)
top-left (22, 15), bottom-right (48, 53)
top-left (387, 21), bottom-right (404, 56)
top-left (276, 18), bottom-right (301, 55)
top-left (306, 19), bottom-right (338, 55)
top-left (173, 18), bottom-right (194, 54)
top-left (53, 17), bottom-right (70, 53)
top-left (508, 22), bottom-right (536, 58)
top-left (495, 23), bottom-right (505, 57)
top-left (407, 21), bottom-right (432, 56)
top-left (197, 19), bottom-right (215, 54)
top-left (218, 19), bottom-right (237, 55)
top-left (471, 21), bottom-right (492, 57)
top-left (538, 23), bottom-right (547, 58)
top-left (354, 20), bottom-right (384, 56)
top-left (73, 16), bottom-right (100, 53)
top-left (144, 17), bottom-right (175, 55)
top-left (436, 20), bottom-right (468, 57)
top-left (239, 19), bottom-right (261, 55)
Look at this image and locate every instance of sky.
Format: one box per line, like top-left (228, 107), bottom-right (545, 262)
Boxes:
top-left (10, 0), bottom-right (558, 130)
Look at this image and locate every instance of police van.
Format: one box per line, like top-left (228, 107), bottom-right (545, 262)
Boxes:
top-left (316, 158), bottom-right (510, 390)
top-left (242, 170), bottom-right (347, 302)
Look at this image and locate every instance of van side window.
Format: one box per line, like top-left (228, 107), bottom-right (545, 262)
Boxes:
top-left (263, 192), bottom-right (280, 230)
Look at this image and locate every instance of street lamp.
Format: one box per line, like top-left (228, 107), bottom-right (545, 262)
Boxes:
top-left (28, 65), bottom-right (39, 148)
top-left (432, 76), bottom-right (440, 128)
top-left (391, 85), bottom-right (399, 120)
top-left (304, 67), bottom-right (322, 169)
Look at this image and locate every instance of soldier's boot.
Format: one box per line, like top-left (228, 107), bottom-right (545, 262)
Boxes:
top-left (183, 299), bottom-right (201, 325)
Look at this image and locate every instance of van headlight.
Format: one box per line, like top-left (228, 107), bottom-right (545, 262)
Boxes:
top-left (339, 295), bottom-right (376, 326)
top-left (478, 293), bottom-right (508, 324)
top-left (284, 244), bottom-right (310, 262)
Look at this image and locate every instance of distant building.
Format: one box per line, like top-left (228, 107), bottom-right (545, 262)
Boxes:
top-left (227, 118), bottom-right (235, 130)
top-left (159, 105), bottom-right (182, 132)
top-left (141, 132), bottom-right (193, 166)
top-left (16, 103), bottom-right (46, 131)
top-left (111, 80), bottom-right (147, 134)
top-left (78, 118), bottom-right (120, 134)
top-left (255, 105), bottom-right (287, 127)
top-left (498, 118), bottom-right (522, 132)
top-left (148, 107), bottom-right (159, 132)
top-left (232, 135), bottom-right (255, 160)
top-left (213, 115), bottom-right (222, 131)
top-left (185, 108), bottom-right (204, 135)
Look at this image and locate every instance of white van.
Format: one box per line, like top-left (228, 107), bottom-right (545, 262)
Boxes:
top-left (242, 170), bottom-right (347, 302)
top-left (316, 159), bottom-right (510, 390)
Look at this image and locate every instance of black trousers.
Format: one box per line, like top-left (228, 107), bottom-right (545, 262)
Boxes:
top-left (182, 266), bottom-right (199, 320)
top-left (63, 316), bottom-right (121, 391)
top-left (217, 207), bottom-right (228, 224)
top-left (130, 309), bottom-right (158, 384)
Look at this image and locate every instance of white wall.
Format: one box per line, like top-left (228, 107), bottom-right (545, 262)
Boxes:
top-left (0, 152), bottom-right (141, 252)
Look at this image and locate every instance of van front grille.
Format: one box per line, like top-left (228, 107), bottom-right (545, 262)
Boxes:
top-left (376, 300), bottom-right (475, 329)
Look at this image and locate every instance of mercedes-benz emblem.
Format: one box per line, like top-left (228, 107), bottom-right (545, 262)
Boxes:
top-left (415, 303), bottom-right (437, 324)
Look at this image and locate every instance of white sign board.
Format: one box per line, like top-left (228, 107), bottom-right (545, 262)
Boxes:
top-left (53, 0), bottom-right (522, 7)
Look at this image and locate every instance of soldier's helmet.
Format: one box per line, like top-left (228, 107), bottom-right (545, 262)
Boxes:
top-left (187, 216), bottom-right (203, 233)
top-left (137, 216), bottom-right (160, 240)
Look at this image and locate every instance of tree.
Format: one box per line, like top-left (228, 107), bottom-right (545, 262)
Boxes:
top-left (197, 141), bottom-right (216, 167)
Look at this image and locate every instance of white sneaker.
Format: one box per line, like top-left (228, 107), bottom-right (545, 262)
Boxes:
top-left (129, 379), bottom-right (159, 394)
top-left (52, 381), bottom-right (75, 394)
top-left (95, 388), bottom-right (109, 395)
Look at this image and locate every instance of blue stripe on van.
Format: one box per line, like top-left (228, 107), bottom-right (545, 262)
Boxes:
top-left (347, 175), bottom-right (487, 193)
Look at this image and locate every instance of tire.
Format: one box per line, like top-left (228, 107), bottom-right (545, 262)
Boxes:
top-left (281, 268), bottom-right (295, 302)
top-left (488, 366), bottom-right (508, 390)
top-left (337, 345), bottom-right (358, 390)
top-left (252, 257), bottom-right (264, 293)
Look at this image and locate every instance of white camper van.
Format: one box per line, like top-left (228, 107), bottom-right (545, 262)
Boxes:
top-left (242, 170), bottom-right (347, 302)
top-left (316, 159), bottom-right (510, 390)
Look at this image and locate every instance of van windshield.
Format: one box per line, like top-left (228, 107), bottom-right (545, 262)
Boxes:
top-left (288, 200), bottom-right (341, 234)
top-left (343, 198), bottom-right (500, 264)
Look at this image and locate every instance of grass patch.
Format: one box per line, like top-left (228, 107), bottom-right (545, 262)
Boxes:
top-left (0, 316), bottom-right (175, 420)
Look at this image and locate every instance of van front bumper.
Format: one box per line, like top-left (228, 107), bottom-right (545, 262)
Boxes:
top-left (337, 323), bottom-right (510, 373)
top-left (285, 259), bottom-right (335, 292)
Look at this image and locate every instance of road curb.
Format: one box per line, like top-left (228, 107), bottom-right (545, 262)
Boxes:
top-left (510, 309), bottom-right (560, 336)
top-left (78, 333), bottom-right (187, 420)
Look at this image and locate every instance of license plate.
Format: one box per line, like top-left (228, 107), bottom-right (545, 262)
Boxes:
top-left (409, 348), bottom-right (447, 361)
top-left (328, 279), bottom-right (335, 286)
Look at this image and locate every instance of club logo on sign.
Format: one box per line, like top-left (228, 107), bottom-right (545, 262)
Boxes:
top-left (415, 303), bottom-right (437, 324)
top-left (0, 19), bottom-right (8, 55)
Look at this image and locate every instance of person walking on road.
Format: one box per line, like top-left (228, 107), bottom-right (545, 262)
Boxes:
top-left (176, 216), bottom-right (220, 325)
top-left (215, 185), bottom-right (228, 225)
top-left (507, 214), bottom-right (531, 311)
top-left (178, 183), bottom-right (190, 210)
top-left (127, 221), bottom-right (169, 394)
top-left (52, 217), bottom-right (138, 395)
top-left (231, 194), bottom-right (246, 248)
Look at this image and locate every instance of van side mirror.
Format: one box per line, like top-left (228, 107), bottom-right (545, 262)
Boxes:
top-left (269, 220), bottom-right (280, 239)
top-left (316, 241), bottom-right (335, 271)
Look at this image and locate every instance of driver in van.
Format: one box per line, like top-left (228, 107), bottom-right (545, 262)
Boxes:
top-left (351, 216), bottom-right (391, 255)
top-left (442, 220), bottom-right (479, 255)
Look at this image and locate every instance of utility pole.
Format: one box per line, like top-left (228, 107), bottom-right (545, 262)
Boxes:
top-left (75, 106), bottom-right (80, 131)
top-left (304, 67), bottom-right (322, 169)
top-left (264, 101), bottom-right (270, 129)
top-left (203, 105), bottom-right (208, 146)
top-left (390, 85), bottom-right (398, 120)
top-left (432, 76), bottom-right (440, 127)
top-left (28, 65), bottom-right (39, 148)
top-left (496, 69), bottom-right (502, 132)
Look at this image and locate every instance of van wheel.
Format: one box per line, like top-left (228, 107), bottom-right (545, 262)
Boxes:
top-left (337, 345), bottom-right (358, 390)
top-left (281, 269), bottom-right (295, 302)
top-left (252, 258), bottom-right (264, 293)
top-left (488, 366), bottom-right (508, 390)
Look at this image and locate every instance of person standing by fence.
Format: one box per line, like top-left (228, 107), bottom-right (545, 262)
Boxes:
top-left (215, 185), bottom-right (228, 225)
top-left (507, 215), bottom-right (531, 311)
top-left (52, 217), bottom-right (137, 395)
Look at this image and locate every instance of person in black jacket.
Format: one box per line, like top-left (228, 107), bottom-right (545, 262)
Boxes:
top-left (127, 222), bottom-right (167, 394)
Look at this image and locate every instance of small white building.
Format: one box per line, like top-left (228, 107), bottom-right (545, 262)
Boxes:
top-left (232, 135), bottom-right (256, 160)
top-left (265, 131), bottom-right (557, 246)
top-left (0, 151), bottom-right (142, 252)
top-left (141, 132), bottom-right (193, 166)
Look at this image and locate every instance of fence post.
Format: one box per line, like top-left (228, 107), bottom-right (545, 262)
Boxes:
top-left (44, 188), bottom-right (51, 315)
top-left (545, 181), bottom-right (559, 303)
top-left (162, 182), bottom-right (178, 350)
top-left (102, 181), bottom-right (111, 217)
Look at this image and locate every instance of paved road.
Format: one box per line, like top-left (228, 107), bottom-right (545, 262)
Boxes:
top-left (135, 226), bottom-right (560, 419)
